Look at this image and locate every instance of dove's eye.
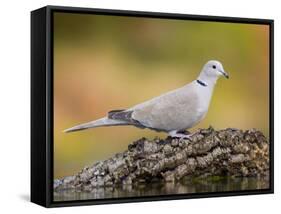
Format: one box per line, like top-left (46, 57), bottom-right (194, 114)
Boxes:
top-left (212, 65), bottom-right (216, 69)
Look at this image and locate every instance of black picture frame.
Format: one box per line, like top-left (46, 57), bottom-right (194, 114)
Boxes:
top-left (31, 5), bottom-right (274, 208)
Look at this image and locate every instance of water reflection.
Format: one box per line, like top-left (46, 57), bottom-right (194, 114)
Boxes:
top-left (54, 176), bottom-right (269, 201)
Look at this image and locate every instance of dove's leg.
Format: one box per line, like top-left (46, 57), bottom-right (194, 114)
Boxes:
top-left (168, 130), bottom-right (192, 140)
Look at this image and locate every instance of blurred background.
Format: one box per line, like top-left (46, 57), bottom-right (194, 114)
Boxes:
top-left (54, 12), bottom-right (269, 179)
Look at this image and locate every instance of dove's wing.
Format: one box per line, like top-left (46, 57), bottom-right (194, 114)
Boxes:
top-left (130, 82), bottom-right (201, 132)
top-left (65, 81), bottom-right (212, 133)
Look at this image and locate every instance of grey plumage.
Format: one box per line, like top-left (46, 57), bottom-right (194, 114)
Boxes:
top-left (64, 60), bottom-right (229, 138)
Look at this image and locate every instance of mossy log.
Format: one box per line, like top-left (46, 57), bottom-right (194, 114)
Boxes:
top-left (54, 127), bottom-right (269, 191)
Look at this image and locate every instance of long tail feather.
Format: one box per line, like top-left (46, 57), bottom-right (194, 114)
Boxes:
top-left (64, 117), bottom-right (129, 133)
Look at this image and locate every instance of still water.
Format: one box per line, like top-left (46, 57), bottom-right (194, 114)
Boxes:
top-left (54, 176), bottom-right (269, 201)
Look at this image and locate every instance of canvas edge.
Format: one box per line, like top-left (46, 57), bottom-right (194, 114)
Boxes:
top-left (31, 7), bottom-right (48, 207)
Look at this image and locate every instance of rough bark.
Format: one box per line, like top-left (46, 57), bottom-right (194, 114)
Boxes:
top-left (54, 127), bottom-right (269, 191)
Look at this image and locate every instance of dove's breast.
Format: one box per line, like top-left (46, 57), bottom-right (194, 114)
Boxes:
top-left (194, 83), bottom-right (215, 124)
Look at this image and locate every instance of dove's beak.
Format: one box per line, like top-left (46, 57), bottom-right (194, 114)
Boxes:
top-left (220, 70), bottom-right (229, 79)
top-left (223, 71), bottom-right (229, 79)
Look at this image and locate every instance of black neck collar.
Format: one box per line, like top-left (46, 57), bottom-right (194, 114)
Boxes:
top-left (196, 79), bottom-right (207, 87)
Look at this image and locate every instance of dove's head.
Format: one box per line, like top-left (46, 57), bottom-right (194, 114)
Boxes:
top-left (198, 60), bottom-right (229, 85)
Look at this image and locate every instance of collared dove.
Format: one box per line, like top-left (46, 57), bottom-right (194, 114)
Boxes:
top-left (64, 60), bottom-right (229, 138)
